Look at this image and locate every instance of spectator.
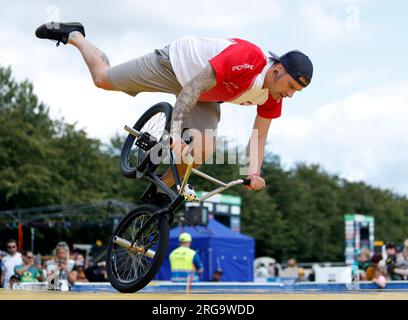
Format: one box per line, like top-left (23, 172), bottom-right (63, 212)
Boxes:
top-left (45, 241), bottom-right (77, 288)
top-left (72, 265), bottom-right (89, 282)
top-left (72, 253), bottom-right (88, 282)
top-left (0, 239), bottom-right (23, 289)
top-left (385, 242), bottom-right (402, 280)
top-left (295, 268), bottom-right (307, 283)
top-left (74, 254), bottom-right (85, 268)
top-left (365, 254), bottom-right (383, 281)
top-left (396, 244), bottom-right (408, 265)
top-left (85, 261), bottom-right (108, 282)
top-left (9, 274), bottom-right (21, 290)
top-left (70, 250), bottom-right (78, 262)
top-left (353, 248), bottom-right (371, 280)
top-left (392, 244), bottom-right (408, 280)
top-left (267, 259), bottom-right (280, 277)
top-left (372, 260), bottom-right (388, 288)
top-left (0, 250), bottom-right (6, 285)
top-left (41, 256), bottom-right (50, 275)
top-left (169, 233), bottom-right (203, 282)
top-left (211, 269), bottom-right (223, 282)
top-left (308, 265), bottom-right (317, 282)
top-left (403, 239), bottom-right (408, 262)
top-left (14, 250), bottom-right (44, 283)
top-left (281, 258), bottom-right (299, 278)
top-left (255, 263), bottom-right (269, 278)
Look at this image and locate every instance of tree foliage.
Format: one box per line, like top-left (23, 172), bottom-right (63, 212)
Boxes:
top-left (1, 66), bottom-right (408, 261)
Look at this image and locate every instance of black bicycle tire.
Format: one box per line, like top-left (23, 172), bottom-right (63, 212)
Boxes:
top-left (106, 205), bottom-right (169, 293)
top-left (120, 102), bottom-right (172, 178)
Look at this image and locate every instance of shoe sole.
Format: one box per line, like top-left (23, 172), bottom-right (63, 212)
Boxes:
top-left (35, 22), bottom-right (85, 44)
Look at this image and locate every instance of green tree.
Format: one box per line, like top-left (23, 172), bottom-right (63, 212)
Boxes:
top-left (2, 65), bottom-right (408, 261)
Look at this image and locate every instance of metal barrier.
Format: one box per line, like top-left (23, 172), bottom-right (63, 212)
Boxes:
top-left (69, 281), bottom-right (408, 294)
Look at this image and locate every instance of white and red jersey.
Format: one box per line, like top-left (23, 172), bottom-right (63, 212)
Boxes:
top-left (169, 36), bottom-right (282, 119)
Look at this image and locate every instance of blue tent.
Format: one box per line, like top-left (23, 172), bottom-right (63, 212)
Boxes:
top-left (156, 218), bottom-right (255, 281)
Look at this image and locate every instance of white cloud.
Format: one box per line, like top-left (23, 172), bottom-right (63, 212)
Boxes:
top-left (336, 0), bottom-right (370, 5)
top-left (33, 72), bottom-right (176, 143)
top-left (334, 71), bottom-right (364, 87)
top-left (119, 0), bottom-right (284, 29)
top-left (269, 82), bottom-right (408, 195)
top-left (1, 0), bottom-right (407, 198)
top-left (299, 3), bottom-right (345, 41)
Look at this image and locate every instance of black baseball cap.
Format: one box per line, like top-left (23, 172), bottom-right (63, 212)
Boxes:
top-left (268, 50), bottom-right (313, 87)
top-left (385, 241), bottom-right (395, 249)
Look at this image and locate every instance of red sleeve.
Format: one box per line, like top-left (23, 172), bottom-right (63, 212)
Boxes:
top-left (257, 94), bottom-right (283, 119)
top-left (208, 39), bottom-right (266, 84)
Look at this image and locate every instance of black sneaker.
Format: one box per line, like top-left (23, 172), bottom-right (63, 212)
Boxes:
top-left (35, 22), bottom-right (85, 46)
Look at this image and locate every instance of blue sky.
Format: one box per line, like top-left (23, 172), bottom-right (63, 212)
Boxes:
top-left (1, 0), bottom-right (407, 196)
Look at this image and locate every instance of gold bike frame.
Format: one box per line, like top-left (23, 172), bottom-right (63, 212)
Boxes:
top-left (124, 125), bottom-right (247, 203)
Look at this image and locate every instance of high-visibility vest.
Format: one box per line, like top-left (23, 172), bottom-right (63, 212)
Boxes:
top-left (169, 246), bottom-right (198, 282)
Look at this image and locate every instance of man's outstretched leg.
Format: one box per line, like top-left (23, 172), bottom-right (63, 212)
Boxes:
top-left (35, 22), bottom-right (115, 91)
top-left (68, 32), bottom-right (116, 90)
top-left (36, 23), bottom-right (220, 205)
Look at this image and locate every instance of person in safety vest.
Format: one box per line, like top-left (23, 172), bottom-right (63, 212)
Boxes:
top-left (169, 232), bottom-right (203, 282)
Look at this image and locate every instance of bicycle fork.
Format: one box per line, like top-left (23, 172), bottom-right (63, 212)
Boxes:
top-left (113, 198), bottom-right (184, 259)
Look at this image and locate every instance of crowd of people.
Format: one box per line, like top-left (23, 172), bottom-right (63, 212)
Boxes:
top-left (254, 239), bottom-right (408, 288)
top-left (3, 237), bottom-right (408, 289)
top-left (0, 239), bottom-right (108, 290)
top-left (255, 258), bottom-right (310, 283)
top-left (354, 239), bottom-right (408, 288)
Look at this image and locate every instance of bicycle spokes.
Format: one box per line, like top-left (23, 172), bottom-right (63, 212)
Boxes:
top-left (111, 212), bottom-right (161, 283)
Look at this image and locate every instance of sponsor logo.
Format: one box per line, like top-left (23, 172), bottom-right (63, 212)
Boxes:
top-left (223, 81), bottom-right (239, 92)
top-left (232, 64), bottom-right (254, 71)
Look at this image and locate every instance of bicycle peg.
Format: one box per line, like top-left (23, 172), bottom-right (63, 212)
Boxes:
top-left (124, 125), bottom-right (141, 138)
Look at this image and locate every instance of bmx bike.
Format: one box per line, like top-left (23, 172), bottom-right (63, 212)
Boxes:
top-left (106, 102), bottom-right (251, 293)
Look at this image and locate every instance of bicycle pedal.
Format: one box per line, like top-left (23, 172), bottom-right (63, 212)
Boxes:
top-left (135, 132), bottom-right (157, 151)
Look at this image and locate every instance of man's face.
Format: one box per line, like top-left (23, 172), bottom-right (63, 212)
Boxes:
top-left (288, 259), bottom-right (297, 267)
top-left (263, 64), bottom-right (304, 102)
top-left (7, 242), bottom-right (17, 255)
top-left (386, 248), bottom-right (396, 256)
top-left (23, 252), bottom-right (34, 265)
top-left (357, 253), bottom-right (369, 263)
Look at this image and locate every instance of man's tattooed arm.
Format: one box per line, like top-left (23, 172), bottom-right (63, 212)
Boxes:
top-left (101, 53), bottom-right (111, 67)
top-left (171, 64), bottom-right (216, 137)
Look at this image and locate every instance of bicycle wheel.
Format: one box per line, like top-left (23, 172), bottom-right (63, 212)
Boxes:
top-left (120, 102), bottom-right (172, 178)
top-left (106, 205), bottom-right (169, 293)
